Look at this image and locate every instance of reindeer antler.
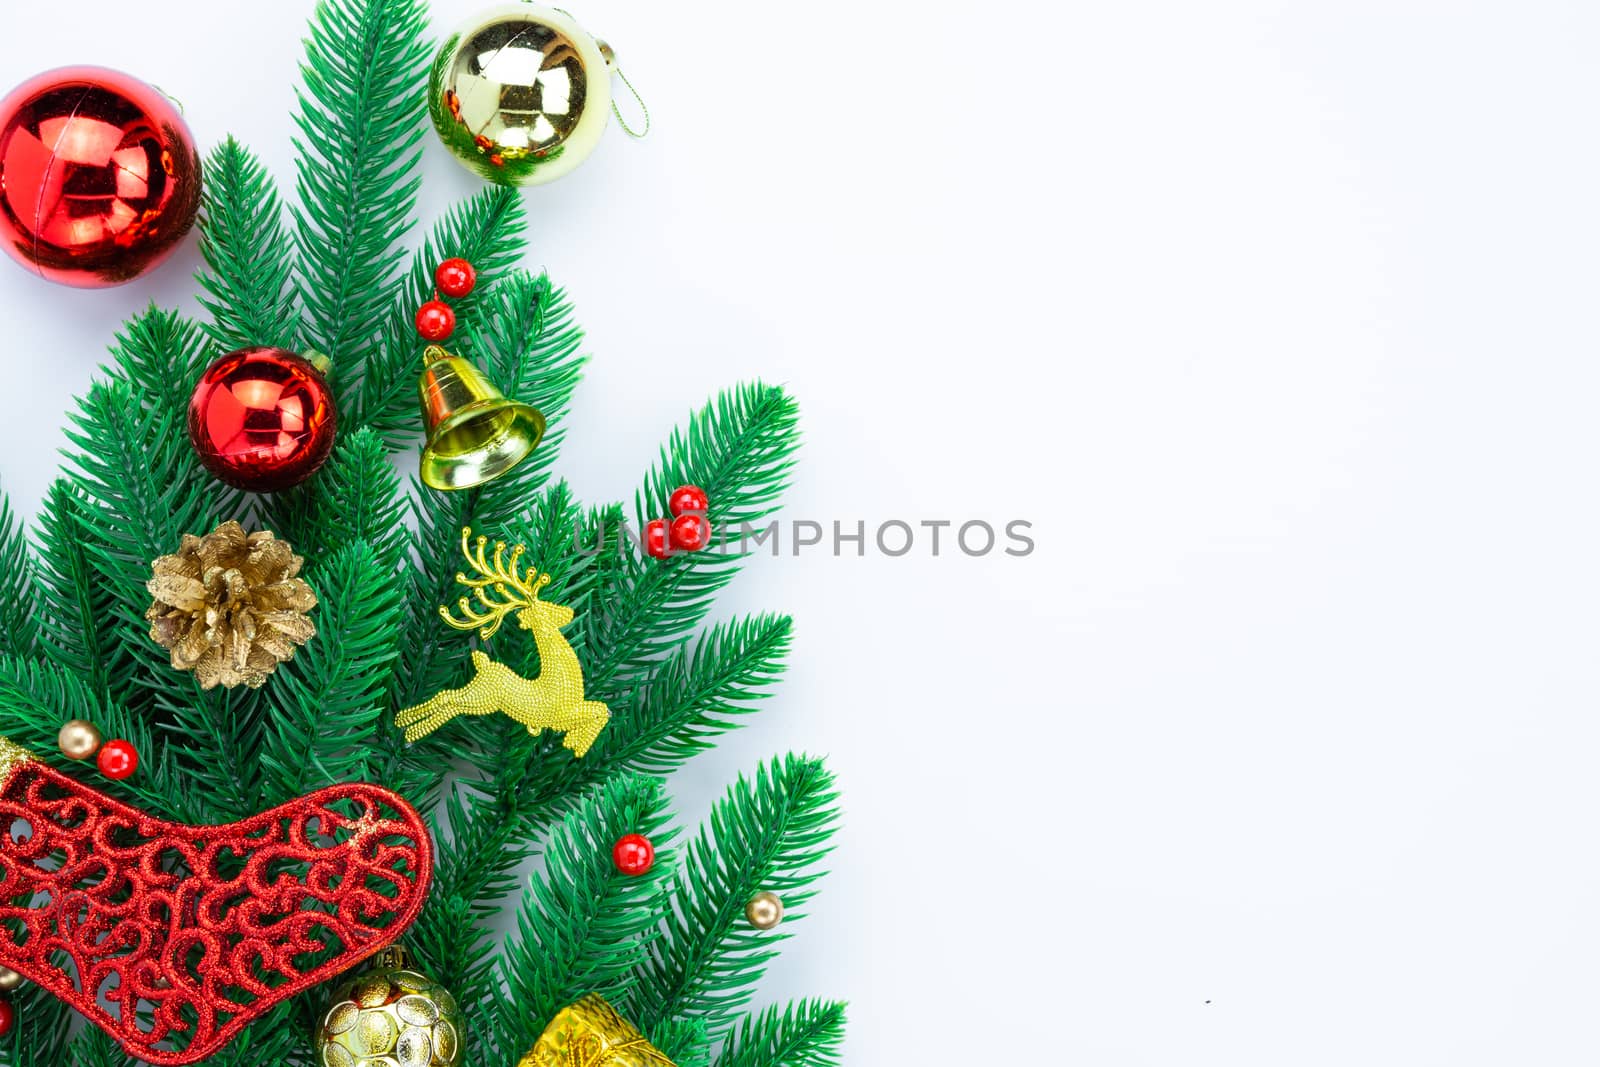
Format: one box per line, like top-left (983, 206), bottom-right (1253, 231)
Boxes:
top-left (439, 527), bottom-right (552, 639)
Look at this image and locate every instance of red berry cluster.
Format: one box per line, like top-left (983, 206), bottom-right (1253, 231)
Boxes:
top-left (646, 485), bottom-right (713, 560)
top-left (414, 257), bottom-right (478, 342)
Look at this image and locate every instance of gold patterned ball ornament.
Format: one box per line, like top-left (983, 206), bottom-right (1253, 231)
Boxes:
top-left (316, 950), bottom-right (462, 1067)
top-left (429, 3), bottom-right (617, 186)
top-left (57, 719), bottom-right (103, 761)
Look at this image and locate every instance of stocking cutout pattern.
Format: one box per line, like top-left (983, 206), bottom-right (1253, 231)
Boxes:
top-left (0, 739), bottom-right (432, 1065)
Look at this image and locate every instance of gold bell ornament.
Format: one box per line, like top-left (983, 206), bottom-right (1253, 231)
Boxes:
top-left (418, 345), bottom-right (547, 491)
top-left (316, 947), bottom-right (464, 1067)
top-left (429, 3), bottom-right (648, 186)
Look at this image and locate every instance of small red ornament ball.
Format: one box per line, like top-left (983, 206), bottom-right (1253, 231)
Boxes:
top-left (645, 519), bottom-right (672, 560)
top-left (670, 513), bottom-right (713, 553)
top-left (612, 833), bottom-right (655, 876)
top-left (0, 999), bottom-right (14, 1037)
top-left (0, 67), bottom-right (202, 288)
top-left (669, 485), bottom-right (709, 517)
top-left (188, 348), bottom-right (338, 492)
top-left (416, 300), bottom-right (456, 342)
top-left (436, 258), bottom-right (477, 299)
top-left (97, 739), bottom-right (138, 780)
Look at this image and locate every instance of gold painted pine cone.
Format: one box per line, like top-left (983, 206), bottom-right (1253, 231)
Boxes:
top-left (145, 521), bottom-right (317, 689)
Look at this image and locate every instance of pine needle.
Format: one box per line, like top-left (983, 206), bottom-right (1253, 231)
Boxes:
top-left (294, 0), bottom-right (430, 396)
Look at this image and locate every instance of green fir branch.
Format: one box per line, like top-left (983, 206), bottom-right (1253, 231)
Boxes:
top-left (101, 306), bottom-right (227, 442)
top-left (491, 774), bottom-right (677, 1059)
top-left (34, 482), bottom-right (124, 695)
top-left (0, 982), bottom-right (72, 1067)
top-left (58, 311), bottom-right (252, 791)
top-left (420, 726), bottom-right (547, 918)
top-left (265, 427), bottom-right (407, 572)
top-left (66, 1028), bottom-right (135, 1067)
top-left (715, 1001), bottom-right (848, 1067)
top-left (62, 385), bottom-right (207, 711)
top-left (409, 888), bottom-right (496, 1045)
top-left (196, 137), bottom-right (299, 351)
top-left (652, 1018), bottom-right (712, 1067)
top-left (587, 384), bottom-right (802, 703)
top-left (157, 684), bottom-right (271, 822)
top-left (594, 614), bottom-right (794, 776)
top-left (293, 0), bottom-right (430, 394)
top-left (0, 493), bottom-right (39, 659)
top-left (634, 756), bottom-right (841, 1039)
top-left (519, 614), bottom-right (795, 818)
top-left (349, 187), bottom-right (526, 446)
top-left (258, 540), bottom-right (402, 804)
top-left (182, 1004), bottom-right (301, 1067)
top-left (0, 657), bottom-right (190, 820)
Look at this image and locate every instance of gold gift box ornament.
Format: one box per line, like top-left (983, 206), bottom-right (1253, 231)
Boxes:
top-left (519, 995), bottom-right (676, 1067)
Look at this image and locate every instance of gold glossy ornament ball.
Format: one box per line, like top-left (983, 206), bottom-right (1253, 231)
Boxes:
top-left (317, 964), bottom-right (462, 1067)
top-left (745, 891), bottom-right (785, 931)
top-left (429, 3), bottom-right (614, 187)
top-left (57, 719), bottom-right (103, 761)
top-left (0, 966), bottom-right (22, 993)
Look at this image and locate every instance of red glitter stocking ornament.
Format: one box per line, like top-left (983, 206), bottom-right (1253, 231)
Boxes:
top-left (0, 737), bottom-right (432, 1065)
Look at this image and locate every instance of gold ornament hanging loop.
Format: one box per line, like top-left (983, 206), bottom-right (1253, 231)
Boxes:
top-left (608, 60), bottom-right (652, 139)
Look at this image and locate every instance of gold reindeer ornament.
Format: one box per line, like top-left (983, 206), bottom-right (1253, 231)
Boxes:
top-left (395, 528), bottom-right (610, 755)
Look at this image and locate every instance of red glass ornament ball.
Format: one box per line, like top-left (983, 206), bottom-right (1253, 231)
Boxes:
top-left (0, 999), bottom-right (13, 1037)
top-left (612, 833), bottom-right (655, 876)
top-left (416, 300), bottom-right (456, 342)
top-left (669, 485), bottom-right (709, 518)
top-left (97, 739), bottom-right (138, 780)
top-left (188, 347), bottom-right (338, 493)
top-left (436, 257), bottom-right (477, 299)
top-left (645, 519), bottom-right (672, 560)
top-left (0, 67), bottom-right (202, 288)
top-left (670, 513), bottom-right (713, 553)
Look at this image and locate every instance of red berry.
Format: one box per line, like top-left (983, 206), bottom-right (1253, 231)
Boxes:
top-left (670, 513), bottom-right (713, 553)
top-left (0, 999), bottom-right (14, 1037)
top-left (97, 739), bottom-right (138, 780)
top-left (612, 833), bottom-right (655, 876)
top-left (415, 301), bottom-right (456, 342)
top-left (436, 258), bottom-right (477, 299)
top-left (645, 518), bottom-right (673, 560)
top-left (668, 485), bottom-right (709, 518)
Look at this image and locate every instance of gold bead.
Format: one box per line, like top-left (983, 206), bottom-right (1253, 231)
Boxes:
top-left (0, 966), bottom-right (22, 993)
top-left (57, 719), bottom-right (103, 761)
top-left (745, 891), bottom-right (784, 931)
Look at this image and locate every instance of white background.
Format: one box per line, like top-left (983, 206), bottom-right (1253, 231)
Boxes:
top-left (4, 1), bottom-right (1599, 1064)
